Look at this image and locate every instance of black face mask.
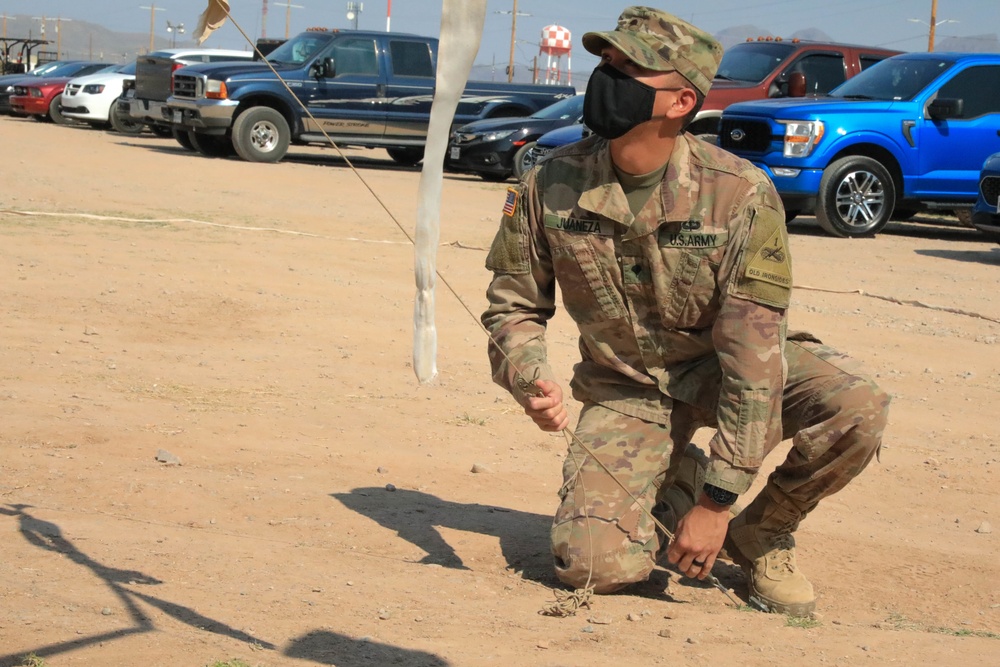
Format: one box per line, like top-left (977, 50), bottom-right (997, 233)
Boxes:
top-left (583, 62), bottom-right (674, 140)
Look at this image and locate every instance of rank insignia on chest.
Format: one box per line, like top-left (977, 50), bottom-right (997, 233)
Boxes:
top-left (502, 187), bottom-right (519, 216)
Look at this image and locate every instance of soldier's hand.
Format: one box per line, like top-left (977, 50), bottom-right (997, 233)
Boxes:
top-left (665, 497), bottom-right (730, 580)
top-left (523, 379), bottom-right (569, 432)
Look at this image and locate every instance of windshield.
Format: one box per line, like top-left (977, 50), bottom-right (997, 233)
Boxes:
top-left (716, 42), bottom-right (796, 83)
top-left (266, 32), bottom-right (332, 65)
top-left (531, 94), bottom-right (584, 120)
top-left (119, 61), bottom-right (138, 75)
top-left (831, 56), bottom-right (954, 101)
top-left (28, 61), bottom-right (65, 76)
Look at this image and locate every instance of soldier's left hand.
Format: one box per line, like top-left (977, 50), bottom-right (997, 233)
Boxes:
top-left (665, 498), bottom-right (730, 580)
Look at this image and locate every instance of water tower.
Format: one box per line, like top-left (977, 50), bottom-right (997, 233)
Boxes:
top-left (540, 25), bottom-right (571, 85)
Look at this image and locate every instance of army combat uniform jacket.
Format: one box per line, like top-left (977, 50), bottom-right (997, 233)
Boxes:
top-left (482, 133), bottom-right (795, 494)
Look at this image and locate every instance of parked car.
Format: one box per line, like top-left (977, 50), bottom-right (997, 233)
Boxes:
top-left (447, 94), bottom-right (584, 181)
top-left (972, 152), bottom-right (1000, 244)
top-left (719, 52), bottom-right (1000, 237)
top-left (117, 48), bottom-right (255, 136)
top-left (61, 61), bottom-right (137, 129)
top-left (1, 61), bottom-right (105, 114)
top-left (685, 38), bottom-right (900, 141)
top-left (523, 122), bottom-right (590, 171)
top-left (9, 63), bottom-right (117, 123)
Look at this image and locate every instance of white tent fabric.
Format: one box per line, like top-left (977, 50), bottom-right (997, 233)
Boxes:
top-left (413, 0), bottom-right (487, 383)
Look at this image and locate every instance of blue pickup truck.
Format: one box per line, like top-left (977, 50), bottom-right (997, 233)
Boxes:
top-left (165, 29), bottom-right (575, 164)
top-left (718, 52), bottom-right (1000, 237)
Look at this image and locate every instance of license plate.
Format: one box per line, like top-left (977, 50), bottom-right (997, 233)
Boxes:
top-left (172, 109), bottom-right (182, 124)
top-left (450, 146), bottom-right (460, 160)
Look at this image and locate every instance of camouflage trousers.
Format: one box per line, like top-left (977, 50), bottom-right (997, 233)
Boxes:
top-left (551, 338), bottom-right (891, 593)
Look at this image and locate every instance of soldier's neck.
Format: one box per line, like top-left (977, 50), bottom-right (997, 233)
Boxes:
top-left (609, 131), bottom-right (676, 176)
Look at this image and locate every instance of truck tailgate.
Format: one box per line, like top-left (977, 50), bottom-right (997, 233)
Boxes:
top-left (135, 56), bottom-right (176, 102)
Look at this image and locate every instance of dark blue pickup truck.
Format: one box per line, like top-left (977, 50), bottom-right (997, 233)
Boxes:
top-left (165, 29), bottom-right (576, 164)
top-left (718, 52), bottom-right (1000, 237)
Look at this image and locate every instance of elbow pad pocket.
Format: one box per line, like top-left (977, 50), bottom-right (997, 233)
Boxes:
top-left (733, 387), bottom-right (768, 468)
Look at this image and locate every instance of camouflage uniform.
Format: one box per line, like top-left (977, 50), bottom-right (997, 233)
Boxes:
top-left (481, 8), bottom-right (890, 597)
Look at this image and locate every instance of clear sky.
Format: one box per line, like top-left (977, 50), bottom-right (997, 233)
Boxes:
top-left (0, 0), bottom-right (988, 78)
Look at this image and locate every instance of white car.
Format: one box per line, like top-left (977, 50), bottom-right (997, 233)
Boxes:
top-left (61, 62), bottom-right (133, 128)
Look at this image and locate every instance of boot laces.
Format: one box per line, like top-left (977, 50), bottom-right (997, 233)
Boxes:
top-left (770, 533), bottom-right (797, 574)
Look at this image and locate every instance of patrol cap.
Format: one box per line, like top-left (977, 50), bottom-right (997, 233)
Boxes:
top-left (582, 6), bottom-right (723, 96)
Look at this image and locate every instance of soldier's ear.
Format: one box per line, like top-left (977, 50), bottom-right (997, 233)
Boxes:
top-left (667, 88), bottom-right (698, 119)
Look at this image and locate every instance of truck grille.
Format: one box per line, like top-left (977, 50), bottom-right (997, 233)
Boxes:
top-left (718, 118), bottom-right (773, 153)
top-left (981, 175), bottom-right (1000, 207)
top-left (173, 74), bottom-right (200, 99)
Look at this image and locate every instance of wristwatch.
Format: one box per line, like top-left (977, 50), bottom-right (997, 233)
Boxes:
top-left (703, 483), bottom-right (739, 507)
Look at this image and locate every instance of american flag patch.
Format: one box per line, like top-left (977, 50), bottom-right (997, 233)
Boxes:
top-left (502, 187), bottom-right (519, 216)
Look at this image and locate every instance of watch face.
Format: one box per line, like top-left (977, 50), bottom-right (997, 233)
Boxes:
top-left (705, 484), bottom-right (738, 506)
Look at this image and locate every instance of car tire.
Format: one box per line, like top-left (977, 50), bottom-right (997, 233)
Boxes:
top-left (385, 147), bottom-right (424, 166)
top-left (816, 155), bottom-right (895, 238)
top-left (189, 131), bottom-right (235, 158)
top-left (110, 102), bottom-right (145, 135)
top-left (232, 107), bottom-right (290, 163)
top-left (172, 126), bottom-right (195, 151)
top-left (49, 95), bottom-right (71, 125)
top-left (511, 141), bottom-right (537, 180)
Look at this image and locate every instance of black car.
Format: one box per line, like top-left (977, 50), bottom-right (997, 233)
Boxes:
top-left (972, 151), bottom-right (1000, 244)
top-left (446, 94), bottom-right (583, 182)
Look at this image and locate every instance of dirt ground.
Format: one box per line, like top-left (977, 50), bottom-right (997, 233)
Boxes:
top-left (1, 114), bottom-right (998, 667)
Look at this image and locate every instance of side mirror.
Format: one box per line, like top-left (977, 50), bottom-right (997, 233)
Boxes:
top-left (788, 71), bottom-right (807, 98)
top-left (928, 97), bottom-right (963, 120)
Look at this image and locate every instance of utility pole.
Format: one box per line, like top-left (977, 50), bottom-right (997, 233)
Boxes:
top-left (495, 1), bottom-right (531, 83)
top-left (55, 17), bottom-right (73, 59)
top-left (262, 0), bottom-right (268, 38)
top-left (386, 0), bottom-right (391, 32)
top-left (140, 4), bottom-right (165, 52)
top-left (275, 2), bottom-right (304, 40)
top-left (907, 0), bottom-right (957, 53)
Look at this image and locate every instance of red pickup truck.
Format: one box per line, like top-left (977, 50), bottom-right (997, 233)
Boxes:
top-left (685, 38), bottom-right (902, 140)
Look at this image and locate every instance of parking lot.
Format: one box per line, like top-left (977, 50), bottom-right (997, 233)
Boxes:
top-left (1, 113), bottom-right (998, 666)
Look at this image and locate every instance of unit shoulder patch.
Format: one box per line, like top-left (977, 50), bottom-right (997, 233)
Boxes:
top-left (744, 226), bottom-right (792, 288)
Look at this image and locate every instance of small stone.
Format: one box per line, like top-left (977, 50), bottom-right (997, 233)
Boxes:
top-left (155, 449), bottom-right (182, 466)
top-left (471, 463), bottom-right (493, 474)
top-left (377, 466), bottom-right (389, 474)
top-left (925, 457), bottom-right (939, 466)
top-left (377, 609), bottom-right (391, 620)
top-left (686, 637), bottom-right (698, 645)
top-left (810, 612), bottom-right (824, 622)
top-left (658, 628), bottom-right (672, 639)
top-left (587, 614), bottom-right (612, 625)
top-left (976, 521), bottom-right (992, 534)
top-left (581, 625), bottom-right (595, 633)
top-left (536, 640), bottom-right (550, 649)
top-left (101, 608), bottom-right (113, 616)
top-left (627, 612), bottom-right (642, 622)
top-left (385, 483), bottom-right (397, 492)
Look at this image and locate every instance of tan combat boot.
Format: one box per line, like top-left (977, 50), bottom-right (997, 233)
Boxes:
top-left (724, 487), bottom-right (816, 617)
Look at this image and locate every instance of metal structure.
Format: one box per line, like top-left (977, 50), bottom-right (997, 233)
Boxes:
top-left (346, 2), bottom-right (363, 30)
top-left (539, 24), bottom-right (571, 85)
top-left (166, 20), bottom-right (185, 47)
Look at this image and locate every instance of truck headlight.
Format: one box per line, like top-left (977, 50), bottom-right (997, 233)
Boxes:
top-left (205, 80), bottom-right (229, 100)
top-left (483, 129), bottom-right (515, 142)
top-left (779, 120), bottom-right (824, 158)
